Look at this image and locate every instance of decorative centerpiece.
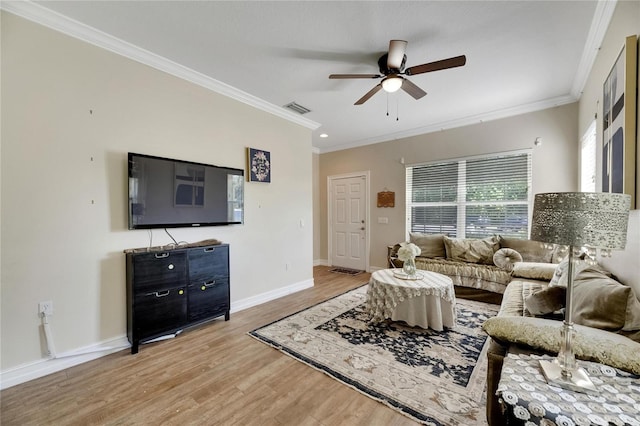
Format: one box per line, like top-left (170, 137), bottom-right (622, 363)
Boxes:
top-left (396, 242), bottom-right (422, 279)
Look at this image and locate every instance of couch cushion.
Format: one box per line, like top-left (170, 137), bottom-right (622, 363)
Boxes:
top-left (444, 235), bottom-right (498, 264)
top-left (524, 286), bottom-right (565, 316)
top-left (492, 248), bottom-right (522, 271)
top-left (414, 257), bottom-right (511, 294)
top-left (409, 233), bottom-right (446, 258)
top-left (482, 316), bottom-right (640, 374)
top-left (498, 236), bottom-right (554, 263)
top-left (548, 259), bottom-right (608, 287)
top-left (550, 244), bottom-right (569, 263)
top-left (512, 262), bottom-right (557, 281)
top-left (498, 279), bottom-right (548, 317)
top-left (573, 268), bottom-right (640, 333)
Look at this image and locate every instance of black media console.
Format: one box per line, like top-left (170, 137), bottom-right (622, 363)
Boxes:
top-left (125, 242), bottom-right (230, 354)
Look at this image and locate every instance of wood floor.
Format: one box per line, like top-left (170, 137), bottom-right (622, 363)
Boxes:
top-left (1, 267), bottom-right (419, 426)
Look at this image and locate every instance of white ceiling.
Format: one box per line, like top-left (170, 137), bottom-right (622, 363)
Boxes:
top-left (10, 1), bottom-right (610, 152)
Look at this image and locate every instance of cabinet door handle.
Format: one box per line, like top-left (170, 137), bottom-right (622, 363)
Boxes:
top-left (153, 290), bottom-right (170, 298)
top-left (202, 280), bottom-right (216, 289)
top-left (155, 252), bottom-right (169, 259)
top-left (204, 247), bottom-right (215, 252)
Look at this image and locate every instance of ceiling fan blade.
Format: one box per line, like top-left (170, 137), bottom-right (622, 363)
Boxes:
top-left (405, 55), bottom-right (467, 76)
top-left (387, 40), bottom-right (408, 69)
top-left (400, 78), bottom-right (427, 100)
top-left (355, 84), bottom-right (383, 105)
top-left (329, 74), bottom-right (381, 79)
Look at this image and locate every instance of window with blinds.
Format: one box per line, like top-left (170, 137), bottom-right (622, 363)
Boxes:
top-left (406, 150), bottom-right (532, 239)
top-left (580, 120), bottom-right (596, 192)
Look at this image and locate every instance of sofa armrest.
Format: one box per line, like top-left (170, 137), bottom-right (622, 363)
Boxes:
top-left (387, 244), bottom-right (402, 268)
top-left (486, 339), bottom-right (508, 426)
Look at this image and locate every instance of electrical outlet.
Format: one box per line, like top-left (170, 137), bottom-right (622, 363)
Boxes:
top-left (39, 301), bottom-right (53, 316)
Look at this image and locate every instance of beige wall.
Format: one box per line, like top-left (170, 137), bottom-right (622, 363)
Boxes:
top-left (317, 104), bottom-right (579, 268)
top-left (1, 13), bottom-right (313, 372)
top-left (312, 152), bottom-right (321, 263)
top-left (578, 0), bottom-right (640, 206)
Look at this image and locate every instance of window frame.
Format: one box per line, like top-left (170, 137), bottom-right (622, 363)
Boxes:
top-left (580, 120), bottom-right (597, 192)
top-left (405, 149), bottom-right (533, 239)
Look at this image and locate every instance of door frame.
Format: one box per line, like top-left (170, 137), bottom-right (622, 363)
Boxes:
top-left (327, 171), bottom-right (370, 272)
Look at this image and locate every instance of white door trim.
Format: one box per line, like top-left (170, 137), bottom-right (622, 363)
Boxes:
top-left (327, 171), bottom-right (370, 272)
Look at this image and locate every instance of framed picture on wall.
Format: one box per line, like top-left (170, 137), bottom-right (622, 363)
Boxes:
top-left (247, 147), bottom-right (271, 183)
top-left (602, 35), bottom-right (637, 208)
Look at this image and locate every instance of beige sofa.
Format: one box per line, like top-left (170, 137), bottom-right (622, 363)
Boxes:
top-left (482, 261), bottom-right (640, 426)
top-left (389, 233), bottom-right (563, 301)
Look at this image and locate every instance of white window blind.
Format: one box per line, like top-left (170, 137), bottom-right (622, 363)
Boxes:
top-left (406, 150), bottom-right (532, 239)
top-left (580, 120), bottom-right (596, 192)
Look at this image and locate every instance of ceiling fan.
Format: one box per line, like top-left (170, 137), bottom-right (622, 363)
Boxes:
top-left (329, 40), bottom-right (466, 105)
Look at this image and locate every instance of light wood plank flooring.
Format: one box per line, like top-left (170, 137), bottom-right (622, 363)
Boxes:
top-left (1, 266), bottom-right (419, 425)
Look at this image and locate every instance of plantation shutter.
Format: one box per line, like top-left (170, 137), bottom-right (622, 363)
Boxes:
top-left (406, 150), bottom-right (532, 239)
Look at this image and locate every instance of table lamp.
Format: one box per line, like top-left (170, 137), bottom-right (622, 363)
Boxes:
top-left (530, 192), bottom-right (631, 392)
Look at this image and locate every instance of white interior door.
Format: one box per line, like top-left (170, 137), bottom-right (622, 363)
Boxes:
top-left (329, 174), bottom-right (368, 271)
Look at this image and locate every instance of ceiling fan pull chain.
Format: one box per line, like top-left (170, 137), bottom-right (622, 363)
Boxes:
top-left (396, 97), bottom-right (399, 121)
top-left (386, 93), bottom-right (389, 116)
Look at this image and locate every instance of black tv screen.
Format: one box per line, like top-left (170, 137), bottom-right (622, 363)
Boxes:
top-left (128, 152), bottom-right (244, 229)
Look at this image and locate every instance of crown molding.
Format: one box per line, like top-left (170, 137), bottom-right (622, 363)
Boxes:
top-left (570, 0), bottom-right (617, 98)
top-left (319, 94), bottom-right (577, 153)
top-left (1, 1), bottom-right (321, 131)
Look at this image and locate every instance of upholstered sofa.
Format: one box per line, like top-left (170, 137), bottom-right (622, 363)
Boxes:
top-left (388, 233), bottom-right (563, 300)
top-left (482, 260), bottom-right (640, 426)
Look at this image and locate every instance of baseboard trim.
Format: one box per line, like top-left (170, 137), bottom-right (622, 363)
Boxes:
top-left (314, 259), bottom-right (328, 266)
top-left (0, 335), bottom-right (130, 390)
top-left (230, 278), bottom-right (314, 313)
top-left (1, 278), bottom-right (315, 389)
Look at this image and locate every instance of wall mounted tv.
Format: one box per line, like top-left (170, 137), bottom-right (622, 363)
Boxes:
top-left (128, 152), bottom-right (244, 229)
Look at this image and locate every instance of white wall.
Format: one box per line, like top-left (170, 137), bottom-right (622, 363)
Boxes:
top-left (1, 13), bottom-right (313, 383)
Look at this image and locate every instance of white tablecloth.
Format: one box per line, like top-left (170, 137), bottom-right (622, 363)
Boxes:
top-left (366, 268), bottom-right (456, 330)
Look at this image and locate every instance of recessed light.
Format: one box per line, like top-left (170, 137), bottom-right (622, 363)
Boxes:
top-left (320, 133), bottom-right (329, 138)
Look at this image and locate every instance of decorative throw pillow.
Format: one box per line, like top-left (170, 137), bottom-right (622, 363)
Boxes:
top-left (409, 233), bottom-right (446, 258)
top-left (572, 268), bottom-right (640, 333)
top-left (482, 316), bottom-right (640, 374)
top-left (550, 244), bottom-right (569, 263)
top-left (492, 248), bottom-right (522, 271)
top-left (549, 260), bottom-right (611, 288)
top-left (498, 236), bottom-right (554, 263)
top-left (548, 258), bottom-right (594, 287)
top-left (524, 286), bottom-right (566, 316)
top-left (443, 236), bottom-right (499, 264)
top-left (512, 262), bottom-right (557, 281)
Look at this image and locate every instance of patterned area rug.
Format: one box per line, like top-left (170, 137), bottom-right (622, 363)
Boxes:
top-left (328, 267), bottom-right (364, 275)
top-left (249, 285), bottom-right (499, 425)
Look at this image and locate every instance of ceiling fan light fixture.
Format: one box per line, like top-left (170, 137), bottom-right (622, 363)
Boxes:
top-left (381, 75), bottom-right (403, 93)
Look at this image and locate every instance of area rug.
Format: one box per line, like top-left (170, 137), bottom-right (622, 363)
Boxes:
top-left (249, 285), bottom-right (499, 425)
top-left (328, 267), bottom-right (363, 275)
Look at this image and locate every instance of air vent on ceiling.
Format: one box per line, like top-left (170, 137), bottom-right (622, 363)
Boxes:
top-left (283, 102), bottom-right (311, 115)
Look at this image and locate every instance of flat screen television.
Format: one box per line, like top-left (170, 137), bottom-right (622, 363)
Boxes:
top-left (128, 152), bottom-right (244, 229)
